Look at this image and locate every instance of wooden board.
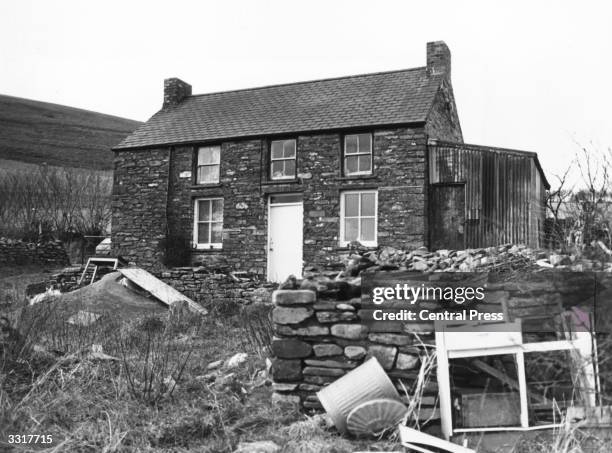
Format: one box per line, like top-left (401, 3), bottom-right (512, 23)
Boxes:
top-left (117, 268), bottom-right (207, 315)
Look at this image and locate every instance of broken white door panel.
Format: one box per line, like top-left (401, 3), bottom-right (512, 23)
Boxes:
top-left (117, 267), bottom-right (207, 315)
top-left (398, 425), bottom-right (475, 453)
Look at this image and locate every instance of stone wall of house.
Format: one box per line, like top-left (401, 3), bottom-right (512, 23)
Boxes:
top-left (156, 127), bottom-right (430, 275)
top-left (425, 79), bottom-right (463, 143)
top-left (0, 238), bottom-right (69, 267)
top-left (111, 148), bottom-right (170, 269)
top-left (167, 140), bottom-right (268, 273)
top-left (270, 270), bottom-right (608, 412)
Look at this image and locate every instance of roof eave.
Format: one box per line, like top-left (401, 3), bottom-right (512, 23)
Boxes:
top-left (111, 120), bottom-right (429, 152)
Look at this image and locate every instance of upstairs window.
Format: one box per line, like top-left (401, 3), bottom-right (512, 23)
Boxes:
top-left (194, 198), bottom-right (223, 249)
top-left (270, 139), bottom-right (296, 180)
top-left (344, 133), bottom-right (372, 176)
top-left (196, 146), bottom-right (220, 184)
top-left (340, 190), bottom-right (377, 247)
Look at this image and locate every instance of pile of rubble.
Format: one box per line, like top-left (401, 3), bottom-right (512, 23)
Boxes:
top-left (334, 243), bottom-right (612, 276)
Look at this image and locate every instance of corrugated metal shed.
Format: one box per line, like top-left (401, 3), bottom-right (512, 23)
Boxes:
top-left (428, 141), bottom-right (549, 249)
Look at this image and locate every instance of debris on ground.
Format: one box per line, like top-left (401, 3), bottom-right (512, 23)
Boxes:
top-left (317, 357), bottom-right (403, 434)
top-left (117, 267), bottom-right (207, 315)
top-left (206, 360), bottom-right (223, 371)
top-left (567, 406), bottom-right (612, 427)
top-left (66, 310), bottom-right (102, 326)
top-left (346, 398), bottom-right (408, 437)
top-left (29, 287), bottom-right (61, 305)
top-left (233, 440), bottom-right (280, 453)
top-left (44, 272), bottom-right (168, 316)
top-left (399, 425), bottom-right (475, 453)
top-left (226, 352), bottom-right (248, 369)
top-left (334, 243), bottom-right (612, 276)
top-left (86, 344), bottom-right (118, 361)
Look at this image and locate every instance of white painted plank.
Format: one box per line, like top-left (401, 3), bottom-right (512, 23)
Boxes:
top-left (118, 267), bottom-right (207, 315)
top-left (399, 425), bottom-right (476, 453)
top-left (435, 329), bottom-right (453, 441)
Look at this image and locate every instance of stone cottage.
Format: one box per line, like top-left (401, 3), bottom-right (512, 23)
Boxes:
top-left (112, 41), bottom-right (549, 282)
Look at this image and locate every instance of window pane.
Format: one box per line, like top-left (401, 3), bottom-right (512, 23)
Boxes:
top-left (198, 146), bottom-right (220, 165)
top-left (361, 193), bottom-right (375, 216)
top-left (358, 134), bottom-right (371, 153)
top-left (345, 135), bottom-right (358, 155)
top-left (344, 193), bottom-right (359, 217)
top-left (283, 140), bottom-right (296, 158)
top-left (361, 218), bottom-right (375, 241)
top-left (211, 222), bottom-right (223, 243)
top-left (358, 154), bottom-right (372, 173)
top-left (212, 199), bottom-right (223, 221)
top-left (284, 159), bottom-right (296, 177)
top-left (198, 200), bottom-right (211, 221)
top-left (345, 156), bottom-right (358, 174)
top-left (197, 165), bottom-right (219, 183)
top-left (197, 223), bottom-right (210, 244)
top-left (271, 161), bottom-right (285, 178)
top-left (344, 218), bottom-right (358, 242)
top-left (271, 141), bottom-right (284, 159)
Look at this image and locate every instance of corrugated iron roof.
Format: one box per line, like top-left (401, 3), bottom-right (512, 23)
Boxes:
top-left (114, 67), bottom-right (443, 150)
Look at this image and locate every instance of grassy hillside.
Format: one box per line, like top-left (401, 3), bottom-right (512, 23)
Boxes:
top-left (0, 94), bottom-right (141, 170)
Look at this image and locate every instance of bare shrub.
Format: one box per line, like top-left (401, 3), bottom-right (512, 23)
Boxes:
top-left (113, 314), bottom-right (199, 404)
top-left (0, 164), bottom-right (112, 239)
top-left (237, 304), bottom-right (273, 358)
top-left (545, 144), bottom-right (612, 255)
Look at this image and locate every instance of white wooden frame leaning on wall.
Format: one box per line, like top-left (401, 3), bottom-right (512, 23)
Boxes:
top-left (434, 318), bottom-right (598, 440)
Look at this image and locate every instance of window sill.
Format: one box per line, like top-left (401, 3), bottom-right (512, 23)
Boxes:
top-left (336, 244), bottom-right (378, 251)
top-left (192, 247), bottom-right (223, 253)
top-left (261, 178), bottom-right (299, 185)
top-left (337, 174), bottom-right (376, 181)
top-left (190, 183), bottom-right (222, 189)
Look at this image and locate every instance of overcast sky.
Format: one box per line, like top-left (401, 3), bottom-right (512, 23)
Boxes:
top-left (1, 0), bottom-right (611, 185)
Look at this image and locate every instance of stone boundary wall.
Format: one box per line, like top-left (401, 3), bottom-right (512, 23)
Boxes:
top-left (35, 266), bottom-right (274, 309)
top-left (156, 268), bottom-right (275, 307)
top-left (0, 238), bottom-right (69, 267)
top-left (270, 271), bottom-right (610, 415)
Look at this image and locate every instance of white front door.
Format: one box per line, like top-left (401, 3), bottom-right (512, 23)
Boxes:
top-left (267, 195), bottom-right (303, 283)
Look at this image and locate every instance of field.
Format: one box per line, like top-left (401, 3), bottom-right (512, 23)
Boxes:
top-left (0, 94), bottom-right (140, 171)
top-left (2, 267), bottom-right (612, 453)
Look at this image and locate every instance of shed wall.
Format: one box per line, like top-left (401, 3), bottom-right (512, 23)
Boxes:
top-left (429, 142), bottom-right (546, 248)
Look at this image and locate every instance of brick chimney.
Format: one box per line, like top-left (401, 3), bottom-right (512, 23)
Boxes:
top-left (163, 78), bottom-right (192, 109)
top-left (426, 41), bottom-right (451, 79)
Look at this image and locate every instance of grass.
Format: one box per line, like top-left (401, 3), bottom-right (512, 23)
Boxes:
top-left (0, 94), bottom-right (140, 171)
top-left (2, 267), bottom-right (612, 452)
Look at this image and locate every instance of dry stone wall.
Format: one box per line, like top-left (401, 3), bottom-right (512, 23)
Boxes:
top-left (0, 238), bottom-right (69, 267)
top-left (270, 270), bottom-right (612, 413)
top-left (156, 268), bottom-right (275, 306)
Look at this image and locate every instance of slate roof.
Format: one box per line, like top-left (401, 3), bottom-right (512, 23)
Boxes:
top-left (115, 67), bottom-right (443, 150)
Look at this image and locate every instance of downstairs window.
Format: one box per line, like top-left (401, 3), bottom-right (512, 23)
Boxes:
top-left (194, 198), bottom-right (223, 249)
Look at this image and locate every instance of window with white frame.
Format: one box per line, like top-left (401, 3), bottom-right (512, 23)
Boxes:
top-left (340, 190), bottom-right (377, 246)
top-left (193, 198), bottom-right (223, 248)
top-left (270, 139), bottom-right (296, 180)
top-left (196, 146), bottom-right (220, 184)
top-left (344, 133), bottom-right (372, 175)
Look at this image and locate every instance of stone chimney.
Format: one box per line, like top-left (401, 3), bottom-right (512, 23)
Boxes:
top-left (426, 41), bottom-right (451, 79)
top-left (163, 78), bottom-right (192, 109)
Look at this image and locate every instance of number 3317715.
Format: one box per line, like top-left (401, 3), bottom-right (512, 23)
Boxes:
top-left (8, 434), bottom-right (53, 444)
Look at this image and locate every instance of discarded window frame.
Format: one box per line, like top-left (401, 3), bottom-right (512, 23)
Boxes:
top-left (434, 317), bottom-right (599, 439)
